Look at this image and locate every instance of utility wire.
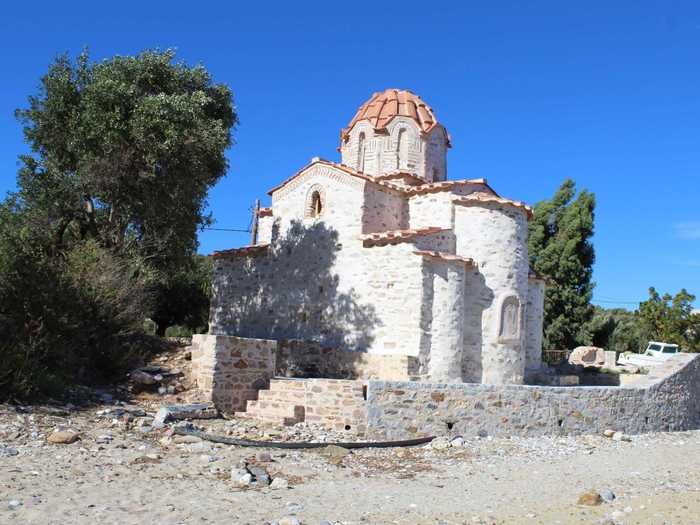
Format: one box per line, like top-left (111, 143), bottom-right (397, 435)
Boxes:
top-left (202, 227), bottom-right (251, 232)
top-left (592, 299), bottom-right (641, 305)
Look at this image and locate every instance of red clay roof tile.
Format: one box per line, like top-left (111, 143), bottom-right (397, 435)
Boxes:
top-left (341, 89), bottom-right (443, 142)
top-left (213, 244), bottom-right (270, 259)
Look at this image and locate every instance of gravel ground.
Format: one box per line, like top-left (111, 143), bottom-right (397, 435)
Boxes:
top-left (2, 347), bottom-right (699, 525)
top-left (2, 399), bottom-right (700, 525)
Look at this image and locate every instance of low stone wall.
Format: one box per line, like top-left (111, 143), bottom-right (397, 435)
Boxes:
top-left (276, 339), bottom-right (418, 381)
top-left (191, 334), bottom-right (276, 414)
top-left (365, 353), bottom-right (700, 439)
top-left (270, 378), bottom-right (368, 434)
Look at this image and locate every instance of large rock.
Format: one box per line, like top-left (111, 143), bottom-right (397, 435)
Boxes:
top-left (47, 430), bottom-right (80, 444)
top-left (131, 370), bottom-right (158, 386)
top-left (569, 346), bottom-right (606, 368)
top-left (577, 490), bottom-right (603, 506)
top-left (230, 467), bottom-right (252, 487)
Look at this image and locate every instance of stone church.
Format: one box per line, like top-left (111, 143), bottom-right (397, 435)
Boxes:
top-left (208, 89), bottom-right (545, 386)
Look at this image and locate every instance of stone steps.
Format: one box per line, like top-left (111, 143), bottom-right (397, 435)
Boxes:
top-left (237, 378), bottom-right (368, 433)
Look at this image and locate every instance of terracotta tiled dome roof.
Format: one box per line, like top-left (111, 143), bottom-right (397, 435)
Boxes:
top-left (341, 89), bottom-right (441, 141)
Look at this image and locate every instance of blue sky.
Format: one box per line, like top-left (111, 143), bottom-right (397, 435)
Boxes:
top-left (1, 1), bottom-right (698, 308)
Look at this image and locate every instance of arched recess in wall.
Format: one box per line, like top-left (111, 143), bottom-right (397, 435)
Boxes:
top-left (497, 294), bottom-right (522, 343)
top-left (304, 184), bottom-right (326, 218)
top-left (396, 128), bottom-right (409, 170)
top-left (357, 132), bottom-right (366, 173)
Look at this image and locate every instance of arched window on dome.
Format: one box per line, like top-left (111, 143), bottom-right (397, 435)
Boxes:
top-left (357, 132), bottom-right (366, 173)
top-left (397, 128), bottom-right (410, 170)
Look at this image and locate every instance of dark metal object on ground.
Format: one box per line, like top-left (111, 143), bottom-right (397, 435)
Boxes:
top-left (172, 426), bottom-right (434, 449)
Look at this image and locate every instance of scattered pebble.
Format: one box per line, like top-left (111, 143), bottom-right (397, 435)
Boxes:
top-left (599, 488), bottom-right (615, 502)
top-left (270, 477), bottom-right (289, 490)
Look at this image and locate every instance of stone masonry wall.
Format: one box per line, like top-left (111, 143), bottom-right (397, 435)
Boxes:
top-left (275, 339), bottom-right (419, 380)
top-left (365, 353), bottom-right (700, 440)
top-left (454, 203), bottom-right (530, 385)
top-left (211, 164), bottom-right (426, 357)
top-left (340, 117), bottom-right (447, 182)
top-left (190, 334), bottom-right (276, 414)
top-left (361, 185), bottom-right (407, 234)
top-left (408, 192), bottom-right (454, 230)
top-left (421, 259), bottom-right (465, 382)
top-left (525, 278), bottom-right (545, 371)
top-left (289, 379), bottom-right (368, 434)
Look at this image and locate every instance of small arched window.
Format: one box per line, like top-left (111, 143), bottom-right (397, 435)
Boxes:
top-left (357, 132), bottom-right (366, 172)
top-left (310, 191), bottom-right (323, 217)
top-left (397, 128), bottom-right (410, 170)
top-left (305, 184), bottom-right (326, 218)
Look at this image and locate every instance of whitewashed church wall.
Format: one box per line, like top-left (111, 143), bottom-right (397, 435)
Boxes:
top-left (411, 229), bottom-right (456, 252)
top-left (361, 186), bottom-right (408, 233)
top-left (461, 265), bottom-right (488, 382)
top-left (209, 226), bottom-right (425, 357)
top-left (408, 192), bottom-right (454, 230)
top-left (271, 165), bottom-right (365, 242)
top-left (525, 278), bottom-right (545, 371)
top-left (353, 243), bottom-right (424, 356)
top-left (257, 215), bottom-right (274, 244)
top-left (449, 183), bottom-right (492, 197)
top-left (454, 203), bottom-right (530, 385)
top-left (421, 259), bottom-right (465, 382)
top-left (423, 126), bottom-right (448, 182)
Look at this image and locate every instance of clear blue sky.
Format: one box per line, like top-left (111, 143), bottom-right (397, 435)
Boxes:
top-left (1, 1), bottom-right (698, 308)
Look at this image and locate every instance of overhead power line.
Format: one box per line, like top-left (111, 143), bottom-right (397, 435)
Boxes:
top-left (202, 227), bottom-right (250, 233)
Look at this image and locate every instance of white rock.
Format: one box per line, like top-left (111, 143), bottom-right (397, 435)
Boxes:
top-left (269, 477), bottom-right (289, 490)
top-left (231, 468), bottom-right (252, 488)
top-left (8, 500), bottom-right (21, 510)
top-left (430, 436), bottom-right (451, 450)
top-left (599, 488), bottom-right (615, 502)
top-left (278, 517), bottom-right (302, 525)
top-left (450, 437), bottom-right (465, 447)
top-left (612, 432), bottom-right (631, 442)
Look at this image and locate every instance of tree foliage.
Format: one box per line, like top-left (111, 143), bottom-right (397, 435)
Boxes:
top-left (638, 288), bottom-right (700, 351)
top-left (528, 179), bottom-right (596, 350)
top-left (151, 254), bottom-right (213, 335)
top-left (578, 306), bottom-right (646, 354)
top-left (1, 49), bottom-right (234, 398)
top-left (15, 49), bottom-right (236, 270)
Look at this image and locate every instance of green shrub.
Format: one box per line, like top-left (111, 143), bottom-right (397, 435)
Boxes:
top-left (0, 227), bottom-right (163, 399)
top-left (142, 318), bottom-right (158, 335)
top-left (164, 325), bottom-right (194, 338)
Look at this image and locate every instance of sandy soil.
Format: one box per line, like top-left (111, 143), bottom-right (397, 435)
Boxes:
top-left (2, 401), bottom-right (700, 525)
top-left (2, 348), bottom-right (699, 525)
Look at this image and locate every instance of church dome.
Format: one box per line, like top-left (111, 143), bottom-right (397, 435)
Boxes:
top-left (341, 89), bottom-right (440, 141)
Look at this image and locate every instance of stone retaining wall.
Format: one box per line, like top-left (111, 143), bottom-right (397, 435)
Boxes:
top-left (191, 334), bottom-right (276, 414)
top-left (365, 353), bottom-right (700, 439)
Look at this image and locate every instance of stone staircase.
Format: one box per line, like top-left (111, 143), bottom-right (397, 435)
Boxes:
top-left (236, 377), bottom-right (368, 434)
